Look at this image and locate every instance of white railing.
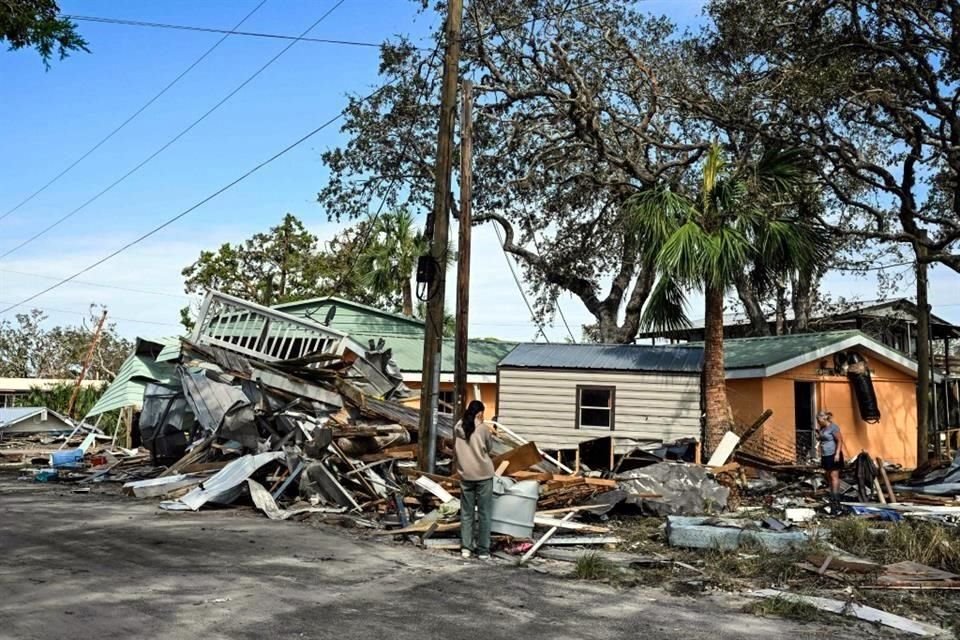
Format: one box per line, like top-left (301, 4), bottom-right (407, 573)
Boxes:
top-left (191, 290), bottom-right (349, 363)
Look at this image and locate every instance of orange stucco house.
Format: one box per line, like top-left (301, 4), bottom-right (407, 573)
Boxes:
top-left (723, 330), bottom-right (924, 469)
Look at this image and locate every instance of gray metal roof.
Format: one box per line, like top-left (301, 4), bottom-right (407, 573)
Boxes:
top-left (499, 343), bottom-right (703, 373)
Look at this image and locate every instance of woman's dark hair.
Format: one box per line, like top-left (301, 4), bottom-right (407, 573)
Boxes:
top-left (461, 400), bottom-right (486, 440)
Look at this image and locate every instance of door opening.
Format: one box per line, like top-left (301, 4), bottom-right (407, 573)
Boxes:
top-left (794, 382), bottom-right (815, 461)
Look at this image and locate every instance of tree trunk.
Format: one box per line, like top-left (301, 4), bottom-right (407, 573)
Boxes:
top-left (916, 247), bottom-right (931, 466)
top-left (774, 282), bottom-right (787, 335)
top-left (402, 279), bottom-right (414, 317)
top-left (703, 284), bottom-right (734, 454)
top-left (791, 268), bottom-right (815, 332)
top-left (733, 272), bottom-right (770, 336)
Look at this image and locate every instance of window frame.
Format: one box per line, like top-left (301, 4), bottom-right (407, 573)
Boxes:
top-left (575, 385), bottom-right (616, 431)
top-left (437, 390), bottom-right (455, 415)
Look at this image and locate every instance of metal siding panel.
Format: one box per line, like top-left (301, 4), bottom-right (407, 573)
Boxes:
top-left (497, 369), bottom-right (700, 446)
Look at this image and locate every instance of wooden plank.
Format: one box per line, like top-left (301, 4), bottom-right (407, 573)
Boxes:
top-left (534, 515), bottom-right (609, 533)
top-left (747, 589), bottom-right (947, 637)
top-left (495, 460), bottom-right (510, 476)
top-left (415, 476), bottom-right (458, 504)
top-left (490, 442), bottom-right (542, 476)
top-left (707, 431), bottom-right (740, 467)
top-left (876, 457), bottom-right (897, 503)
top-left (508, 470), bottom-right (553, 482)
top-left (583, 477), bottom-right (618, 488)
top-left (519, 512), bottom-right (575, 565)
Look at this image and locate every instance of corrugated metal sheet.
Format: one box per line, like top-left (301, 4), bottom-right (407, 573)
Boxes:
top-left (500, 343), bottom-right (703, 373)
top-left (496, 368), bottom-right (701, 449)
top-left (86, 353), bottom-right (177, 417)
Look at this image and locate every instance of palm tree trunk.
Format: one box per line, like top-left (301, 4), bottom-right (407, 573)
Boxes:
top-left (703, 284), bottom-right (733, 454)
top-left (402, 279), bottom-right (414, 317)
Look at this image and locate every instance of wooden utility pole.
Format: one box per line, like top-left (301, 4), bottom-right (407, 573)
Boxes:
top-left (916, 248), bottom-right (931, 466)
top-left (67, 309), bottom-right (108, 419)
top-left (453, 79), bottom-right (474, 420)
top-left (418, 0), bottom-right (463, 472)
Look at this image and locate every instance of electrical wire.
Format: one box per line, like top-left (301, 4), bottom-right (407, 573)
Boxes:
top-left (0, 0), bottom-right (348, 260)
top-left (0, 268), bottom-right (190, 299)
top-left (0, 301), bottom-right (182, 327)
top-left (0, 1), bottom-right (269, 223)
top-left (0, 86), bottom-right (386, 316)
top-left (493, 222), bottom-right (550, 342)
top-left (64, 14), bottom-right (405, 49)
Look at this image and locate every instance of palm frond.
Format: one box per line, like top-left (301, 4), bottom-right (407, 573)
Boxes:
top-left (639, 276), bottom-right (692, 334)
top-left (702, 225), bottom-right (752, 291)
top-left (702, 143), bottom-right (725, 209)
top-left (628, 186), bottom-right (694, 251)
top-left (754, 147), bottom-right (810, 194)
top-left (658, 221), bottom-right (710, 287)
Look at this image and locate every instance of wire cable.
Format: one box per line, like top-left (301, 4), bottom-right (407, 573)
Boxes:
top-left (0, 268), bottom-right (190, 299)
top-left (0, 0), bottom-right (348, 260)
top-left (65, 14), bottom-right (423, 50)
top-left (0, 87), bottom-right (383, 316)
top-left (493, 222), bottom-right (550, 342)
top-left (0, 301), bottom-right (182, 327)
top-left (0, 1), bottom-right (268, 223)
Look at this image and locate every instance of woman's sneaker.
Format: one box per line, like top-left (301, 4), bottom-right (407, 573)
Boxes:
top-left (478, 553), bottom-right (490, 560)
top-left (461, 549), bottom-right (472, 559)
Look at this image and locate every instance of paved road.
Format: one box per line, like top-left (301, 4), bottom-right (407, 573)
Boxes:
top-left (0, 478), bottom-right (880, 640)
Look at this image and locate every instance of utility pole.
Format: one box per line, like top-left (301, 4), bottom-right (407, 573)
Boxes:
top-left (916, 247), bottom-right (931, 466)
top-left (67, 309), bottom-right (108, 419)
top-left (453, 79), bottom-right (474, 420)
top-left (418, 0), bottom-right (463, 472)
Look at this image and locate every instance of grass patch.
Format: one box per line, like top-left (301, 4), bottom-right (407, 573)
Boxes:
top-left (744, 595), bottom-right (820, 623)
top-left (573, 552), bottom-right (618, 581)
top-left (826, 518), bottom-right (960, 573)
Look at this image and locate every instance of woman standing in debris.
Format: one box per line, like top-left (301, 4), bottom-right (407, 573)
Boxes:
top-left (817, 410), bottom-right (845, 513)
top-left (454, 400), bottom-right (495, 560)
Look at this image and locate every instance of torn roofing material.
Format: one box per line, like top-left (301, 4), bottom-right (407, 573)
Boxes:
top-left (159, 451), bottom-right (285, 511)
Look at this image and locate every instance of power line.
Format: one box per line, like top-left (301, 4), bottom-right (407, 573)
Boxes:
top-left (0, 268), bottom-right (190, 300)
top-left (0, 87), bottom-right (384, 316)
top-left (0, 301), bottom-right (181, 327)
top-left (65, 14), bottom-right (416, 50)
top-left (493, 223), bottom-right (550, 342)
top-left (0, 1), bottom-right (268, 223)
top-left (833, 260), bottom-right (914, 272)
top-left (0, 0), bottom-right (348, 260)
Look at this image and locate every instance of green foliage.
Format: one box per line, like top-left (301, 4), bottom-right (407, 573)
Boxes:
top-left (180, 214), bottom-right (393, 328)
top-left (0, 306), bottom-right (132, 380)
top-left (15, 381), bottom-right (105, 419)
top-left (1, 0), bottom-right (88, 68)
top-left (632, 144), bottom-right (824, 333)
top-left (357, 210), bottom-right (429, 317)
top-left (573, 552), bottom-right (618, 581)
top-left (744, 596), bottom-right (820, 623)
top-left (827, 519), bottom-right (960, 574)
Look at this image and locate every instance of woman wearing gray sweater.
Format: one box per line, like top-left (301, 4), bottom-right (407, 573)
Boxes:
top-left (453, 400), bottom-right (495, 559)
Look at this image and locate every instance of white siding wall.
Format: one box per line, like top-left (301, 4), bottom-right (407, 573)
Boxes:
top-left (497, 368), bottom-right (701, 449)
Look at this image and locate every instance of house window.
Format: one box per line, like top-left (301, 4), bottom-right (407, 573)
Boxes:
top-left (437, 390), bottom-right (455, 415)
top-left (576, 386), bottom-right (615, 430)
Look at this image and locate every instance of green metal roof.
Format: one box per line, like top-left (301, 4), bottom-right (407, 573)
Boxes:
top-left (352, 332), bottom-right (517, 375)
top-left (720, 330), bottom-right (873, 370)
top-left (86, 351), bottom-right (177, 417)
top-left (273, 297), bottom-right (424, 337)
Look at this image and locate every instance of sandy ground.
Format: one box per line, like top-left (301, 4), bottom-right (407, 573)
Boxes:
top-left (0, 476), bottom-right (893, 640)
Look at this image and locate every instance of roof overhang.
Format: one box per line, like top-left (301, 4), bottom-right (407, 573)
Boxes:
top-left (401, 372), bottom-right (497, 384)
top-left (725, 333), bottom-right (938, 381)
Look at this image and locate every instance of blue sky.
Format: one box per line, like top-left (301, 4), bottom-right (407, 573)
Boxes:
top-left (0, 0), bottom-right (957, 342)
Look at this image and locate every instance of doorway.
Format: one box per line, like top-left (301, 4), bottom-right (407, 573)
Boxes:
top-left (794, 382), bottom-right (816, 461)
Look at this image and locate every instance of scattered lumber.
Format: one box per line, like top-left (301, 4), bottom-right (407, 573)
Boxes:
top-left (746, 589), bottom-right (948, 637)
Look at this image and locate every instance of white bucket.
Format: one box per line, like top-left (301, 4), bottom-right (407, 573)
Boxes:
top-left (491, 476), bottom-right (539, 538)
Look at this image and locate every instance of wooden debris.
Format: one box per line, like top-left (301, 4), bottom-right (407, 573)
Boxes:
top-left (876, 457), bottom-right (897, 503)
top-left (519, 512), bottom-right (575, 565)
top-left (747, 589), bottom-right (948, 637)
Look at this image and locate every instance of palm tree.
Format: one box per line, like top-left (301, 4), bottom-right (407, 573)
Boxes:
top-left (358, 210), bottom-right (428, 317)
top-left (631, 144), bottom-right (824, 453)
